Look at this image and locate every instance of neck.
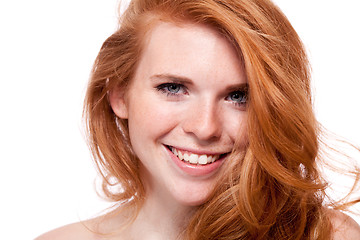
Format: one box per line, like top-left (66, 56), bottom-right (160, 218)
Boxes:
top-left (108, 166), bottom-right (199, 240)
top-left (129, 191), bottom-right (195, 240)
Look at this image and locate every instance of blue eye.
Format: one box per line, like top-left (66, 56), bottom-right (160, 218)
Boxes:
top-left (227, 90), bottom-right (247, 106)
top-left (166, 83), bottom-right (181, 93)
top-left (156, 83), bottom-right (186, 96)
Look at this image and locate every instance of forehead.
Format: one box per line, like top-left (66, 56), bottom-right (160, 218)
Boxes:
top-left (143, 21), bottom-right (237, 59)
top-left (134, 21), bottom-right (245, 85)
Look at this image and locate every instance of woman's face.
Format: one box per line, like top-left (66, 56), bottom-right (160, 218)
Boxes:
top-left (111, 22), bottom-right (247, 206)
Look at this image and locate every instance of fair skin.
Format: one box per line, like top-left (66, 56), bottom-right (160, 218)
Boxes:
top-left (109, 21), bottom-right (247, 239)
top-left (36, 22), bottom-right (360, 240)
top-left (113, 21), bottom-right (247, 209)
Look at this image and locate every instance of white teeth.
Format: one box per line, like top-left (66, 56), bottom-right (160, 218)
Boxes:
top-left (170, 146), bottom-right (222, 165)
top-left (207, 155), bottom-right (213, 164)
top-left (198, 155), bottom-right (208, 165)
top-left (178, 151), bottom-right (183, 160)
top-left (183, 153), bottom-right (190, 162)
top-left (189, 154), bottom-right (198, 164)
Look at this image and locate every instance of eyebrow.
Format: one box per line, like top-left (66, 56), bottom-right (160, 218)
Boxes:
top-left (150, 74), bottom-right (193, 85)
top-left (226, 83), bottom-right (248, 92)
top-left (150, 73), bottom-right (248, 91)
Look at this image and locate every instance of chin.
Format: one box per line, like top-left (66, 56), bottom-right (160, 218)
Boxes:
top-left (171, 183), bottom-right (215, 207)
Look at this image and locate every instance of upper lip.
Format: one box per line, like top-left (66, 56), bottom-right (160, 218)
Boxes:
top-left (165, 144), bottom-right (232, 156)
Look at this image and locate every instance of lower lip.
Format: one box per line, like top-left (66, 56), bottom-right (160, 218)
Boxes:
top-left (165, 145), bottom-right (225, 177)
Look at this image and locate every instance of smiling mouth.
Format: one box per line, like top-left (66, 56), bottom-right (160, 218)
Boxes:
top-left (166, 145), bottom-right (229, 165)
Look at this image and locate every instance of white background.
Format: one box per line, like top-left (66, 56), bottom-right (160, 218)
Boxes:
top-left (0, 0), bottom-right (359, 239)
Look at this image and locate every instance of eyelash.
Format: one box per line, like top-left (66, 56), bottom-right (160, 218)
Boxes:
top-left (156, 83), bottom-right (187, 97)
top-left (226, 90), bottom-right (248, 107)
top-left (156, 82), bottom-right (248, 107)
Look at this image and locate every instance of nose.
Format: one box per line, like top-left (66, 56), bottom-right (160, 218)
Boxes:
top-left (182, 99), bottom-right (222, 142)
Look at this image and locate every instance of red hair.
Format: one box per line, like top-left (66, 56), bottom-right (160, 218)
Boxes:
top-left (83, 0), bottom-right (359, 239)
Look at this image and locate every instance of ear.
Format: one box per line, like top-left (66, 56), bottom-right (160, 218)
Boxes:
top-left (109, 87), bottom-right (129, 119)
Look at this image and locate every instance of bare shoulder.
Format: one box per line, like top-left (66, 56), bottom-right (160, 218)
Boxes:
top-left (329, 210), bottom-right (360, 240)
top-left (34, 220), bottom-right (98, 240)
top-left (34, 212), bottom-right (128, 240)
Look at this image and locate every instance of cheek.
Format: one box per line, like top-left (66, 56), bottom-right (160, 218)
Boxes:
top-left (226, 111), bottom-right (248, 145)
top-left (128, 99), bottom-right (180, 140)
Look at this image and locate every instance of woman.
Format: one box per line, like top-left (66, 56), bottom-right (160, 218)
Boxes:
top-left (36, 0), bottom-right (360, 239)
